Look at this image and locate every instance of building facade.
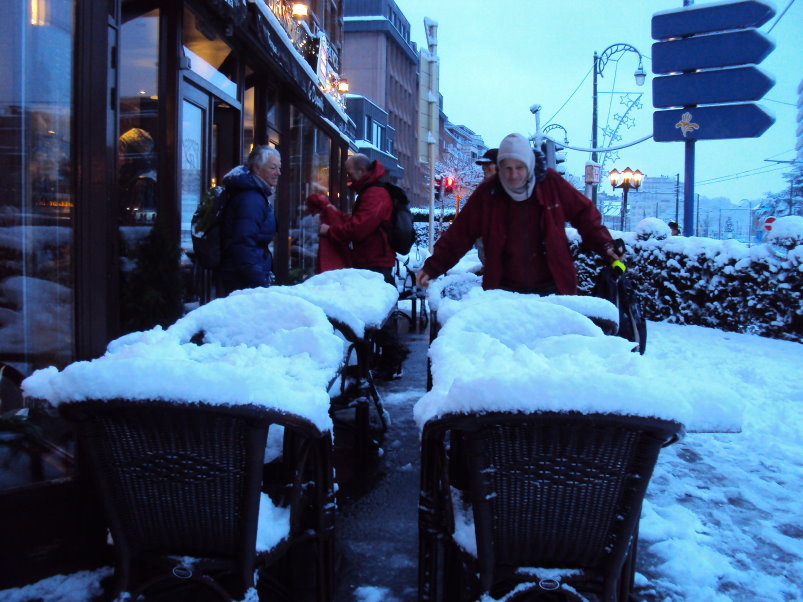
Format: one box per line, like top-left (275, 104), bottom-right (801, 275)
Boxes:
top-left (345, 94), bottom-right (401, 179)
top-left (342, 0), bottom-right (426, 204)
top-left (1, 0), bottom-right (356, 376)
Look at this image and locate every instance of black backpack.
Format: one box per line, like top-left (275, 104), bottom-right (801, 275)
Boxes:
top-left (190, 186), bottom-right (229, 269)
top-left (371, 182), bottom-right (416, 255)
top-left (593, 262), bottom-right (647, 355)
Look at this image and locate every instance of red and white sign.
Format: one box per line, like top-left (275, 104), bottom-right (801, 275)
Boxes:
top-left (763, 216), bottom-right (776, 231)
top-left (584, 161), bottom-right (601, 185)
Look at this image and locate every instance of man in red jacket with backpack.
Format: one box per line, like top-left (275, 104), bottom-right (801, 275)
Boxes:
top-left (416, 133), bottom-right (621, 295)
top-left (308, 154), bottom-right (408, 379)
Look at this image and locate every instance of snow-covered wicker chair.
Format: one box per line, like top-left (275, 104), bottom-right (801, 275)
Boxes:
top-left (418, 411), bottom-right (683, 602)
top-left (59, 399), bottom-right (335, 601)
top-left (273, 269), bottom-right (400, 437)
top-left (395, 255), bottom-right (429, 332)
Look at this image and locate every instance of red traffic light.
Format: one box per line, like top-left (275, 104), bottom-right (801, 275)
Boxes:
top-left (444, 176), bottom-right (454, 187)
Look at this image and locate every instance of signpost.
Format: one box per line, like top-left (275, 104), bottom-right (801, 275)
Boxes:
top-left (651, 0), bottom-right (776, 38)
top-left (653, 67), bottom-right (774, 109)
top-left (651, 0), bottom-right (776, 237)
top-left (652, 31), bottom-right (775, 75)
top-left (653, 104), bottom-right (775, 142)
top-left (764, 216), bottom-right (776, 231)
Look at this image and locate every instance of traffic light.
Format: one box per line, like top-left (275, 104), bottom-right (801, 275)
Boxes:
top-left (541, 139), bottom-right (567, 175)
top-left (444, 176), bottom-right (455, 194)
top-left (434, 176), bottom-right (442, 201)
top-left (554, 141), bottom-right (566, 175)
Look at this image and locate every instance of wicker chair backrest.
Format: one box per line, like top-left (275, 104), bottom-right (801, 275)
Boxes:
top-left (426, 411), bottom-right (682, 594)
top-left (60, 400), bottom-right (316, 566)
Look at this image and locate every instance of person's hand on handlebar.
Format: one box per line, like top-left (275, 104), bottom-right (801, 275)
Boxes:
top-left (605, 246), bottom-right (622, 263)
top-left (416, 269), bottom-right (432, 288)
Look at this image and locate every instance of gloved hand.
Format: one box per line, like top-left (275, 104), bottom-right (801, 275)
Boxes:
top-left (306, 193), bottom-right (330, 214)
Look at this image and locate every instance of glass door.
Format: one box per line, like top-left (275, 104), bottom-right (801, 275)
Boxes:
top-left (180, 88), bottom-right (207, 257)
top-left (180, 81), bottom-right (241, 303)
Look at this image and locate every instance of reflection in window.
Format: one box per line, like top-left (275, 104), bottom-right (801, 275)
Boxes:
top-left (243, 71), bottom-right (255, 162)
top-left (183, 9), bottom-right (238, 99)
top-left (288, 108), bottom-right (331, 282)
top-left (118, 8), bottom-right (182, 334)
top-left (0, 0), bottom-right (75, 372)
top-left (265, 87), bottom-right (281, 148)
top-left (180, 100), bottom-right (204, 254)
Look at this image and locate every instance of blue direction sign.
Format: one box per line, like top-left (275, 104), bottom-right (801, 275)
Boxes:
top-left (652, 29), bottom-right (775, 74)
top-left (653, 104), bottom-right (774, 142)
top-left (653, 66), bottom-right (775, 108)
top-left (652, 0), bottom-right (775, 40)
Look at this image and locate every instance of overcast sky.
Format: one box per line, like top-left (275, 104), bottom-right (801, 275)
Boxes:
top-left (394, 0), bottom-right (802, 204)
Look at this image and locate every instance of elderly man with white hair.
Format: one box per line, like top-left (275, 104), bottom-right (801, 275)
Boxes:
top-left (417, 133), bottom-right (621, 295)
top-left (219, 145), bottom-right (281, 294)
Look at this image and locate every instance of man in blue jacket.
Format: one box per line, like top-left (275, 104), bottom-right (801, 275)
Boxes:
top-left (220, 146), bottom-right (280, 294)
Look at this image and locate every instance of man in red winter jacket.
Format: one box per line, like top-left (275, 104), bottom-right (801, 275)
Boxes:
top-left (308, 154), bottom-right (408, 379)
top-left (416, 133), bottom-right (622, 295)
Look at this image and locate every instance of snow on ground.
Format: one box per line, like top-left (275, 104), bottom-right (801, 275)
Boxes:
top-left (635, 321), bottom-right (803, 601)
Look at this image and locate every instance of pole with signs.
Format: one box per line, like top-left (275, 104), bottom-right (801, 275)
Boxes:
top-left (651, 0), bottom-right (776, 236)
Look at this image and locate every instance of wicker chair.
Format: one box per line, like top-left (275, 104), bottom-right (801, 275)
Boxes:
top-left (418, 411), bottom-right (683, 601)
top-left (395, 257), bottom-right (429, 333)
top-left (59, 399), bottom-right (335, 601)
top-left (329, 317), bottom-right (389, 431)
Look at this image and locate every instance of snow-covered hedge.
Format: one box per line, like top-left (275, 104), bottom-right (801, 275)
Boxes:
top-left (572, 216), bottom-right (803, 343)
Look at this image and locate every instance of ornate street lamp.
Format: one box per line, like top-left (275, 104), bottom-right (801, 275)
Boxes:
top-left (592, 44), bottom-right (645, 205)
top-left (609, 167), bottom-right (644, 231)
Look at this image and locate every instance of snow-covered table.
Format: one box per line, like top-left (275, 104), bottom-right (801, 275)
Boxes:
top-left (420, 278), bottom-right (743, 434)
top-left (273, 269), bottom-right (400, 434)
top-left (23, 289), bottom-right (345, 432)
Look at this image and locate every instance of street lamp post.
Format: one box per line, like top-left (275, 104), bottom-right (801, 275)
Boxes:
top-left (609, 167), bottom-right (644, 231)
top-left (592, 44), bottom-right (646, 206)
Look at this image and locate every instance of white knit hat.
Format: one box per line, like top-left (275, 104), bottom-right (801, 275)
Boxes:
top-left (497, 133), bottom-right (535, 201)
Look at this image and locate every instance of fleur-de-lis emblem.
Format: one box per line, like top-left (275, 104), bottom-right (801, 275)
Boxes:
top-left (675, 112), bottom-right (700, 138)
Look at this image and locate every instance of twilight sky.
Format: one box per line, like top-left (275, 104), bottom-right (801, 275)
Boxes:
top-left (394, 0), bottom-right (802, 204)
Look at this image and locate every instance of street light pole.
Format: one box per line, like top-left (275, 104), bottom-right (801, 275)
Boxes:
top-left (592, 51), bottom-right (599, 176)
top-left (609, 167), bottom-right (644, 232)
top-left (591, 44), bottom-right (646, 206)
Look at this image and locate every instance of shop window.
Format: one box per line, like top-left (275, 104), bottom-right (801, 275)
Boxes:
top-left (265, 86), bottom-right (281, 148)
top-left (243, 69), bottom-right (255, 162)
top-left (118, 8), bottom-right (182, 334)
top-left (183, 8), bottom-right (238, 100)
top-left (0, 0), bottom-right (75, 373)
top-left (0, 0), bottom-right (79, 502)
top-left (287, 108), bottom-right (331, 282)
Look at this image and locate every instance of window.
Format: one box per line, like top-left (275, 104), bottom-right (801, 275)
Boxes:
top-left (243, 68), bottom-right (256, 162)
top-left (372, 121), bottom-right (384, 150)
top-left (287, 108), bottom-right (331, 282)
top-left (0, 0), bottom-right (76, 371)
top-left (118, 8), bottom-right (182, 333)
